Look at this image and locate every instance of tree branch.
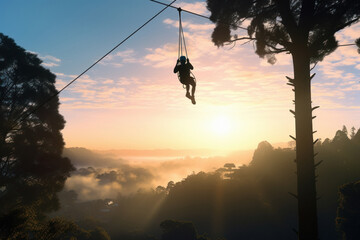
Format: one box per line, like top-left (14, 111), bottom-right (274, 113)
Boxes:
top-left (227, 36), bottom-right (256, 43)
top-left (273, 0), bottom-right (299, 41)
top-left (310, 62), bottom-right (317, 71)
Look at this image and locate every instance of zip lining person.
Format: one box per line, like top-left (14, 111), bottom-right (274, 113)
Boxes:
top-left (174, 55), bottom-right (196, 104)
top-left (174, 7), bottom-right (197, 105)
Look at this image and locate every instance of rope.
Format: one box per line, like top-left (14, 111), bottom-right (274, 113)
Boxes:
top-left (178, 8), bottom-right (182, 59)
top-left (180, 14), bottom-right (188, 58)
top-left (177, 8), bottom-right (188, 59)
top-left (12, 0), bottom-right (178, 127)
top-left (177, 9), bottom-right (196, 90)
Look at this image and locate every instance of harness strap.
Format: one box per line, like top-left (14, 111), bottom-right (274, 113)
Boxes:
top-left (176, 8), bottom-right (195, 89)
top-left (177, 8), bottom-right (188, 59)
top-left (178, 8), bottom-right (182, 59)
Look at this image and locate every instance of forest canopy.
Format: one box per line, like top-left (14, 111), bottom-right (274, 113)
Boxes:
top-left (54, 126), bottom-right (360, 240)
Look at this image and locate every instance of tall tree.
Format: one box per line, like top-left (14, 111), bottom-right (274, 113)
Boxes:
top-left (336, 181), bottom-right (360, 240)
top-left (206, 1), bottom-right (360, 239)
top-left (0, 33), bottom-right (73, 216)
top-left (350, 127), bottom-right (356, 139)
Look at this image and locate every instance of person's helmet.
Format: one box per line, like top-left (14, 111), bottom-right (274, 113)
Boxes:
top-left (179, 56), bottom-right (186, 62)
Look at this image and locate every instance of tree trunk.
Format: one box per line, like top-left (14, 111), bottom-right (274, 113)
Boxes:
top-left (292, 49), bottom-right (319, 240)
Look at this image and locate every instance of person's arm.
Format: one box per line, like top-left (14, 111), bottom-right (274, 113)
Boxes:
top-left (187, 59), bottom-right (194, 70)
top-left (174, 60), bottom-right (179, 73)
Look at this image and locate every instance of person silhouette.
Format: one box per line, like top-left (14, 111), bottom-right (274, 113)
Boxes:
top-left (174, 56), bottom-right (196, 104)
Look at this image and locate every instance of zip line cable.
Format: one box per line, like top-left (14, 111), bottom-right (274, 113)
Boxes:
top-left (150, 0), bottom-right (247, 30)
top-left (11, 0), bottom-right (357, 127)
top-left (338, 43), bottom-right (357, 47)
top-left (150, 0), bottom-right (357, 47)
top-left (13, 0), bottom-right (177, 126)
top-left (151, 0), bottom-right (211, 21)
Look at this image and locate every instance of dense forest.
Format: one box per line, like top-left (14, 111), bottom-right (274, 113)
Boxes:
top-left (50, 126), bottom-right (360, 240)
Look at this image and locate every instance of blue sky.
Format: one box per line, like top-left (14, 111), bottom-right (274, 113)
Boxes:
top-left (0, 0), bottom-right (179, 72)
top-left (1, 0), bottom-right (359, 151)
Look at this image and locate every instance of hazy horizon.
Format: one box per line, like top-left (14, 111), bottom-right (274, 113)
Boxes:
top-left (59, 134), bottom-right (331, 202)
top-left (64, 139), bottom-right (296, 157)
top-left (62, 145), bottom-right (255, 201)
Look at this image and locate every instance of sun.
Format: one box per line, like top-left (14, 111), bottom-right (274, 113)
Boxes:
top-left (211, 116), bottom-right (232, 136)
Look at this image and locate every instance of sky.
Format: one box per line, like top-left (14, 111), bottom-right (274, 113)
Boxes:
top-left (1, 0), bottom-right (360, 153)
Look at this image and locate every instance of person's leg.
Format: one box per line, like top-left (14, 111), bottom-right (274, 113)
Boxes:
top-left (185, 84), bottom-right (191, 98)
top-left (190, 79), bottom-right (196, 97)
top-left (189, 79), bottom-right (196, 104)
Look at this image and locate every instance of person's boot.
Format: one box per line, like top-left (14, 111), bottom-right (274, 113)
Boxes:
top-left (191, 95), bottom-right (196, 105)
top-left (186, 92), bottom-right (191, 99)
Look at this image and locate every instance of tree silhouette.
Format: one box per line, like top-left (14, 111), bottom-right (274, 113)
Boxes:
top-left (160, 220), bottom-right (210, 240)
top-left (223, 163), bottom-right (235, 170)
top-left (206, 1), bottom-right (360, 239)
top-left (350, 127), bottom-right (356, 139)
top-left (0, 33), bottom-right (73, 218)
top-left (0, 208), bottom-right (111, 240)
top-left (52, 127), bottom-right (360, 239)
top-left (336, 181), bottom-right (360, 240)
top-left (161, 220), bottom-right (197, 240)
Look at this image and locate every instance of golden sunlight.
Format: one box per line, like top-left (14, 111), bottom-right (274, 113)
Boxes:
top-left (210, 115), bottom-right (232, 136)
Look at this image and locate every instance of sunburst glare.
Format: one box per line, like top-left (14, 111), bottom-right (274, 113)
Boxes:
top-left (210, 115), bottom-right (233, 136)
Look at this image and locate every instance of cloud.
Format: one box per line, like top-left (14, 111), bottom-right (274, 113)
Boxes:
top-left (162, 1), bottom-right (208, 16)
top-left (62, 147), bottom-right (253, 201)
top-left (163, 18), bottom-right (214, 31)
top-left (28, 51), bottom-right (61, 67)
top-left (317, 22), bottom-right (360, 71)
top-left (137, 14), bottom-right (298, 109)
top-left (336, 22), bottom-right (360, 42)
top-left (41, 55), bottom-right (61, 63)
top-left (55, 22), bottom-right (293, 111)
top-left (54, 13), bottom-right (359, 112)
top-left (144, 44), bottom-right (177, 68)
top-left (65, 174), bottom-right (123, 201)
top-left (42, 62), bottom-right (60, 67)
top-left (100, 49), bottom-right (137, 67)
top-left (62, 148), bottom-right (156, 200)
top-left (178, 1), bottom-right (208, 15)
top-left (41, 55), bottom-right (61, 67)
top-left (306, 22), bottom-right (360, 109)
top-left (55, 73), bottom-right (138, 109)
